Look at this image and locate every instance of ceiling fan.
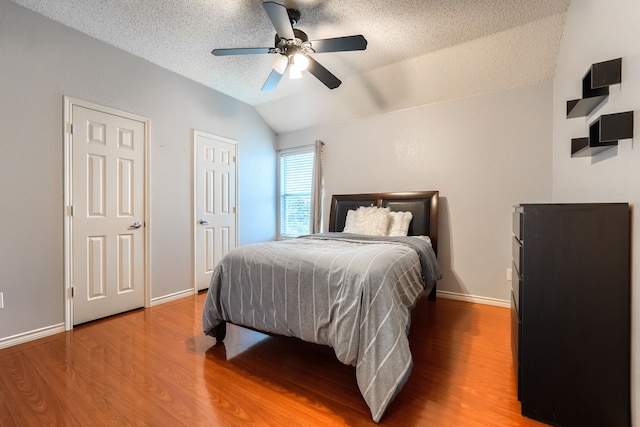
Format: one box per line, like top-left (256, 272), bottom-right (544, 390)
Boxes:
top-left (211, 1), bottom-right (367, 92)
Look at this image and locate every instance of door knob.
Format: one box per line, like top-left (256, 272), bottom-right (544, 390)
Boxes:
top-left (199, 219), bottom-right (210, 225)
top-left (128, 222), bottom-right (142, 230)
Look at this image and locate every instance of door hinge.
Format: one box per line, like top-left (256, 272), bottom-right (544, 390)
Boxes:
top-left (233, 156), bottom-right (236, 163)
top-left (67, 205), bottom-right (74, 216)
top-left (71, 286), bottom-right (75, 298)
top-left (67, 123), bottom-right (73, 134)
top-left (233, 207), bottom-right (237, 214)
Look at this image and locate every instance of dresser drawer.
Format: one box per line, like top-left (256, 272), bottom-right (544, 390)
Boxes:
top-left (513, 210), bottom-right (523, 241)
top-left (512, 261), bottom-right (521, 315)
top-left (511, 290), bottom-right (522, 400)
top-left (512, 236), bottom-right (522, 276)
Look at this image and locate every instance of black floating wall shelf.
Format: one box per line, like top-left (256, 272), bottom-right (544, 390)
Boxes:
top-left (566, 58), bottom-right (621, 118)
top-left (570, 111), bottom-right (634, 157)
top-left (566, 57), bottom-right (634, 158)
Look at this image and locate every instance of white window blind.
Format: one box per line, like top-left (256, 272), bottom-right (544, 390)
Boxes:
top-left (277, 147), bottom-right (314, 238)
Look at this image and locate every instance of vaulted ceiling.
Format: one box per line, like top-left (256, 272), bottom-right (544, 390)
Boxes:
top-left (11, 0), bottom-right (571, 133)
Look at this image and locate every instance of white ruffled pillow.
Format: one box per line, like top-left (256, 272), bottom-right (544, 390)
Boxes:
top-left (387, 211), bottom-right (413, 236)
top-left (343, 206), bottom-right (391, 236)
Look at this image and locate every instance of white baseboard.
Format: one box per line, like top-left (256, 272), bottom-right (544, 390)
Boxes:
top-left (0, 323), bottom-right (65, 350)
top-left (1, 289), bottom-right (195, 350)
top-left (436, 290), bottom-right (510, 308)
top-left (150, 288), bottom-right (195, 307)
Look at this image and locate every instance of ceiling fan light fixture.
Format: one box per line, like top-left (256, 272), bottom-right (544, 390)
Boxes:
top-left (272, 54), bottom-right (289, 74)
top-left (289, 64), bottom-right (303, 79)
top-left (292, 52), bottom-right (309, 71)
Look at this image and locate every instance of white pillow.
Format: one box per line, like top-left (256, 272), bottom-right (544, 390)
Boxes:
top-left (387, 211), bottom-right (413, 236)
top-left (343, 206), bottom-right (391, 236)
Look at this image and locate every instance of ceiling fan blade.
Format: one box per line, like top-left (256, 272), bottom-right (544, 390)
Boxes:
top-left (306, 56), bottom-right (341, 89)
top-left (261, 68), bottom-right (286, 92)
top-left (263, 1), bottom-right (295, 40)
top-left (309, 35), bottom-right (368, 53)
top-left (212, 47), bottom-right (273, 56)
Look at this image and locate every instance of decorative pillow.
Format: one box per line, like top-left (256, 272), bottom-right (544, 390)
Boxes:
top-left (387, 211), bottom-right (413, 236)
top-left (343, 206), bottom-right (391, 236)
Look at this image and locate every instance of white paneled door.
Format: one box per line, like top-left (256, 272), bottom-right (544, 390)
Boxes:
top-left (194, 131), bottom-right (237, 291)
top-left (70, 104), bottom-right (147, 325)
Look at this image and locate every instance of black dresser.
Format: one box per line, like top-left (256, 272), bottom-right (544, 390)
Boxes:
top-left (511, 203), bottom-right (630, 427)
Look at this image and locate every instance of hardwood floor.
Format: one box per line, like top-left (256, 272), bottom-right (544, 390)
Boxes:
top-left (0, 293), bottom-right (547, 426)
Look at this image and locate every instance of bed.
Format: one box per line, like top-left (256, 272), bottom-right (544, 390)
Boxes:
top-left (202, 191), bottom-right (442, 422)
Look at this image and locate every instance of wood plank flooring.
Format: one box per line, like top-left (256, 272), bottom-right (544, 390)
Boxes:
top-left (0, 293), bottom-right (547, 426)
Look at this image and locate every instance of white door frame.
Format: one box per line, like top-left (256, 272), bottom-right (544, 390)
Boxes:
top-left (63, 96), bottom-right (151, 330)
top-left (192, 130), bottom-right (238, 293)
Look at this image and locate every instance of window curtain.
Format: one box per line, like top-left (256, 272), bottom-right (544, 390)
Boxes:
top-left (311, 140), bottom-right (324, 234)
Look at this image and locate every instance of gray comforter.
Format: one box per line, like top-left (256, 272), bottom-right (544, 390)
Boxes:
top-left (202, 232), bottom-right (442, 422)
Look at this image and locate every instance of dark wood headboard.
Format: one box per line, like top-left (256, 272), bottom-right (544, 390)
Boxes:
top-left (328, 191), bottom-right (439, 254)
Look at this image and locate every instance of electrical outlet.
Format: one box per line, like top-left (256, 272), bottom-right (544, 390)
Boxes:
top-left (0, 292), bottom-right (4, 309)
top-left (506, 268), bottom-right (512, 281)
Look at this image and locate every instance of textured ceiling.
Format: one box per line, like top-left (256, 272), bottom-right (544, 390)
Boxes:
top-left (11, 0), bottom-right (570, 133)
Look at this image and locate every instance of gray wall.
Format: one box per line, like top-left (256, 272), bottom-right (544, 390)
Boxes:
top-left (0, 0), bottom-right (276, 339)
top-left (552, 0), bottom-right (639, 422)
top-left (277, 82), bottom-right (554, 302)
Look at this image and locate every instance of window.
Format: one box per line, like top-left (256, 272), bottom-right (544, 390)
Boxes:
top-left (277, 146), bottom-right (315, 238)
